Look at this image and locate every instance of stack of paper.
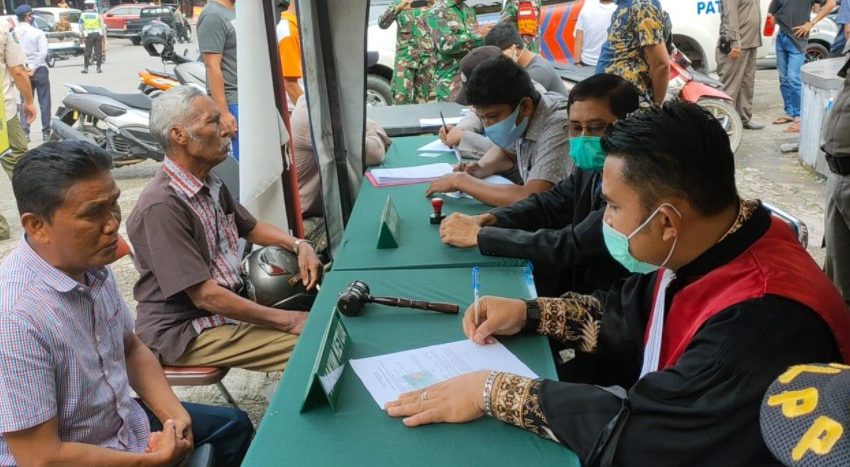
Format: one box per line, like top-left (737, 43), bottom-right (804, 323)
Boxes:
top-left (366, 163), bottom-right (454, 187)
top-left (420, 116), bottom-right (464, 127)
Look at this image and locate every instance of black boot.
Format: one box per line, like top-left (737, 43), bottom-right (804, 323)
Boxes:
top-left (81, 67), bottom-right (88, 74)
top-left (96, 66), bottom-right (102, 73)
top-left (82, 57), bottom-right (89, 73)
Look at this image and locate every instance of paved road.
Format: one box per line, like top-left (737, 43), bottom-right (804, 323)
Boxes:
top-left (0, 41), bottom-right (833, 424)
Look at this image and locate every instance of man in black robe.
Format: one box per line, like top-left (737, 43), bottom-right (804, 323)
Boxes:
top-left (386, 103), bottom-right (850, 466)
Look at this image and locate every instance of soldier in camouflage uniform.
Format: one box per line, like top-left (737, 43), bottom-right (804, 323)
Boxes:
top-left (379, 0), bottom-right (435, 104)
top-left (500, 0), bottom-right (542, 53)
top-left (428, 0), bottom-right (482, 102)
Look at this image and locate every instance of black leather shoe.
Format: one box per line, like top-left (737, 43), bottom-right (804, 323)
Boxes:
top-left (743, 121), bottom-right (765, 130)
top-left (96, 67), bottom-right (102, 73)
top-left (81, 68), bottom-right (88, 74)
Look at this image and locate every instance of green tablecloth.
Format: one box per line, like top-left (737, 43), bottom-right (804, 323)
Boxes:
top-left (332, 135), bottom-right (525, 271)
top-left (243, 267), bottom-right (579, 467)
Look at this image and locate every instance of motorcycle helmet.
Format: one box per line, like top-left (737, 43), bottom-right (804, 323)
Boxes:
top-left (241, 246), bottom-right (317, 311)
top-left (141, 20), bottom-right (176, 58)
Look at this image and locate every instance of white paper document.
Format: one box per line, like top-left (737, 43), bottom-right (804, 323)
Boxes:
top-left (350, 339), bottom-right (538, 408)
top-left (445, 175), bottom-right (516, 199)
top-left (420, 116), bottom-right (463, 127)
top-left (369, 163), bottom-right (454, 185)
top-left (417, 139), bottom-right (454, 153)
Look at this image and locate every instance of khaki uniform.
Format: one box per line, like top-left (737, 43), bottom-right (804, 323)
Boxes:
top-left (716, 0), bottom-right (762, 125)
top-left (0, 22), bottom-right (29, 241)
top-left (379, 0), bottom-right (434, 104)
top-left (428, 0), bottom-right (482, 102)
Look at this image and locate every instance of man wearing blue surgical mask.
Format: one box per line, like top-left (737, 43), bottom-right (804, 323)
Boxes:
top-left (426, 55), bottom-right (570, 207)
top-left (385, 103), bottom-right (850, 466)
top-left (439, 74), bottom-right (639, 298)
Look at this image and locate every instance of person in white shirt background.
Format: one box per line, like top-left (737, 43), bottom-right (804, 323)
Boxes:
top-left (574, 0), bottom-right (617, 67)
top-left (14, 5), bottom-right (50, 141)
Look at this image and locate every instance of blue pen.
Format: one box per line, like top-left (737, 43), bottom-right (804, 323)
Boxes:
top-left (472, 266), bottom-right (481, 326)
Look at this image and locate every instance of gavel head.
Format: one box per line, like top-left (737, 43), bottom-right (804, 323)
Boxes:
top-left (336, 280), bottom-right (371, 316)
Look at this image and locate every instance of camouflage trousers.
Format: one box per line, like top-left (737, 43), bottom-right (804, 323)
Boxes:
top-left (392, 63), bottom-right (432, 104)
top-left (432, 60), bottom-right (461, 102)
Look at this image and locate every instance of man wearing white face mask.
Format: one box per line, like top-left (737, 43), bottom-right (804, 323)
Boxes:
top-left (426, 55), bottom-right (570, 207)
top-left (384, 103), bottom-right (850, 466)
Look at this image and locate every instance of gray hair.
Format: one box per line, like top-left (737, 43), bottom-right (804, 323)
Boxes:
top-left (150, 86), bottom-right (205, 150)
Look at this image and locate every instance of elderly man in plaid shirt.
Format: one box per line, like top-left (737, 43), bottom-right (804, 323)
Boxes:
top-left (0, 141), bottom-right (253, 466)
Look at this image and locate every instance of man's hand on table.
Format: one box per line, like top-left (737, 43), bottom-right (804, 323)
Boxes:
top-left (462, 296), bottom-right (527, 345)
top-left (295, 241), bottom-right (322, 290)
top-left (426, 172), bottom-right (469, 196)
top-left (385, 370), bottom-right (490, 427)
top-left (439, 213), bottom-right (483, 248)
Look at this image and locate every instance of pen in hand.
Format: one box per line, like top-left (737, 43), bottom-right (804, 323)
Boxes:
top-left (472, 266), bottom-right (481, 327)
top-left (440, 111), bottom-right (463, 165)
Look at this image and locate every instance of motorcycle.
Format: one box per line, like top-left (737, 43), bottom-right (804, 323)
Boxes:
top-left (665, 44), bottom-right (743, 152)
top-left (50, 84), bottom-right (163, 167)
top-left (554, 44), bottom-right (743, 152)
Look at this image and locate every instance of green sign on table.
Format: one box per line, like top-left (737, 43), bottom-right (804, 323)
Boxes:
top-left (376, 196), bottom-right (401, 249)
top-left (301, 309), bottom-right (351, 412)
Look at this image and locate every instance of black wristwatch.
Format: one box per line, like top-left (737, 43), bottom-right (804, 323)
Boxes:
top-left (523, 299), bottom-right (541, 332)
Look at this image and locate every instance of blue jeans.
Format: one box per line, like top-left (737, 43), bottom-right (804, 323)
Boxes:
top-left (227, 104), bottom-right (239, 161)
top-left (831, 26), bottom-right (847, 57)
top-left (775, 31), bottom-right (804, 118)
top-left (139, 400), bottom-right (253, 467)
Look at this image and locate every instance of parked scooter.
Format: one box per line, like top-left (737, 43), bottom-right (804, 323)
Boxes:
top-left (555, 44), bottom-right (742, 152)
top-left (50, 84), bottom-right (163, 167)
top-left (665, 44), bottom-right (743, 152)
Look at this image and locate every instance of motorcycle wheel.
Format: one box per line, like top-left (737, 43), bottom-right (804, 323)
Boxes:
top-left (697, 98), bottom-right (743, 153)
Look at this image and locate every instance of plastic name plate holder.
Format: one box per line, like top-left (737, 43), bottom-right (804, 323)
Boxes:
top-left (301, 309), bottom-right (352, 412)
top-left (376, 196), bottom-right (401, 249)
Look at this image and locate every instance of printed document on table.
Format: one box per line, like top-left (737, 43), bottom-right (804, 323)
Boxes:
top-left (417, 139), bottom-right (455, 153)
top-left (350, 339), bottom-right (538, 408)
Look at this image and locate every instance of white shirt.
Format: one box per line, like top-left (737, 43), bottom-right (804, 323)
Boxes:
top-left (575, 0), bottom-right (617, 66)
top-left (14, 21), bottom-right (48, 70)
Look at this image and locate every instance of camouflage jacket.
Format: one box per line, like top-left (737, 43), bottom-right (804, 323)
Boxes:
top-left (379, 0), bottom-right (434, 67)
top-left (500, 0), bottom-right (542, 53)
top-left (428, 0), bottom-right (482, 61)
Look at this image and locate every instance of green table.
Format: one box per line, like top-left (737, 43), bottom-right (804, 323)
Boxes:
top-left (332, 136), bottom-right (525, 271)
top-left (243, 267), bottom-right (578, 467)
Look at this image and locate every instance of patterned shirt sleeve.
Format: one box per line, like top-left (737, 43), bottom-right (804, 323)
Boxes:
top-left (535, 292), bottom-right (604, 353)
top-left (525, 115), bottom-right (573, 185)
top-left (0, 313), bottom-right (57, 433)
top-left (634, 2), bottom-right (665, 48)
top-left (379, 0), bottom-right (401, 29)
top-left (488, 372), bottom-right (560, 443)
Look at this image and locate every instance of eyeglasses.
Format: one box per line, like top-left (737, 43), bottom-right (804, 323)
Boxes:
top-left (566, 122), bottom-right (609, 138)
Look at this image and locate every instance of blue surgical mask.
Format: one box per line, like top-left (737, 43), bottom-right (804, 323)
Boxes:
top-left (602, 203), bottom-right (681, 274)
top-left (569, 136), bottom-right (605, 171)
top-left (484, 101), bottom-right (530, 149)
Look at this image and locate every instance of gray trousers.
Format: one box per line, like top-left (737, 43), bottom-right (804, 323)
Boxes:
top-left (825, 172), bottom-right (850, 306)
top-left (716, 47), bottom-right (757, 125)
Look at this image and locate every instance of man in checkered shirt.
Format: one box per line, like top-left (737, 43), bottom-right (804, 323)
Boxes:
top-left (128, 86), bottom-right (323, 372)
top-left (0, 141), bottom-right (253, 466)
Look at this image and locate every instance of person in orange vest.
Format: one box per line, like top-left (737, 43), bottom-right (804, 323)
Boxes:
top-left (277, 0), bottom-right (303, 105)
top-left (499, 0), bottom-right (541, 53)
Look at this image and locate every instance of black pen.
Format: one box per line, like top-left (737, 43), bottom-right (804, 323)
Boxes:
top-left (440, 111), bottom-right (463, 165)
